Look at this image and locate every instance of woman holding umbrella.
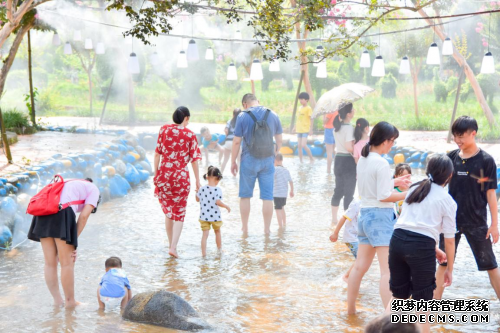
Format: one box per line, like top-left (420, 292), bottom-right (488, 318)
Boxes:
top-left (331, 103), bottom-right (356, 225)
top-left (312, 83), bottom-right (374, 224)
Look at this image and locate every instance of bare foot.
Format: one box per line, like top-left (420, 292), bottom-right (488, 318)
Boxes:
top-left (309, 158), bottom-right (315, 163)
top-left (54, 300), bottom-right (64, 307)
top-left (169, 249), bottom-right (178, 258)
top-left (65, 301), bottom-right (81, 308)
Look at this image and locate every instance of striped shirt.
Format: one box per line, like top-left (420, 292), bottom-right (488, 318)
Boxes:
top-left (273, 166), bottom-right (292, 198)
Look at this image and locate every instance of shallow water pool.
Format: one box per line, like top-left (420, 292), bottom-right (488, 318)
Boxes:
top-left (0, 156), bottom-right (499, 332)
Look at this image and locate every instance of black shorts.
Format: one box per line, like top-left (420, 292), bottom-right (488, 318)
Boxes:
top-left (28, 207), bottom-right (78, 248)
top-left (439, 226), bottom-right (498, 271)
top-left (389, 229), bottom-right (437, 301)
top-left (273, 197), bottom-right (287, 210)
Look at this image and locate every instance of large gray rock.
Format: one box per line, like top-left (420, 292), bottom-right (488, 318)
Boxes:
top-left (122, 291), bottom-right (211, 331)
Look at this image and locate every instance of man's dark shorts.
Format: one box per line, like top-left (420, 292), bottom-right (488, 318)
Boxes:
top-left (439, 226), bottom-right (498, 271)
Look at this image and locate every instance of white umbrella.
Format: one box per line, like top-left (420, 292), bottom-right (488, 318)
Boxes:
top-left (312, 83), bottom-right (374, 118)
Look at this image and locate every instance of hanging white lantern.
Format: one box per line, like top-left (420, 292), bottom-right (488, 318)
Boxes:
top-left (95, 42), bottom-right (105, 55)
top-left (235, 30), bottom-right (242, 43)
top-left (480, 51), bottom-right (495, 74)
top-left (73, 30), bottom-right (82, 41)
top-left (360, 50), bottom-right (371, 68)
top-left (64, 42), bottom-right (72, 55)
top-left (227, 63), bottom-right (238, 80)
top-left (150, 52), bottom-right (160, 65)
top-left (186, 39), bottom-right (199, 61)
top-left (314, 45), bottom-right (324, 66)
top-left (426, 43), bottom-right (440, 65)
top-left (371, 55), bottom-right (385, 77)
top-left (316, 61), bottom-right (327, 78)
top-left (250, 59), bottom-right (263, 81)
top-left (177, 51), bottom-right (188, 68)
top-left (52, 32), bottom-right (60, 46)
top-left (269, 58), bottom-right (280, 72)
top-left (84, 38), bottom-right (93, 50)
top-left (442, 37), bottom-right (453, 56)
top-left (399, 56), bottom-right (410, 75)
top-left (205, 47), bottom-right (214, 60)
top-left (128, 52), bottom-right (140, 74)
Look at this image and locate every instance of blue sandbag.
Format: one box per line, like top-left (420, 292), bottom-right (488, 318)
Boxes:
top-left (404, 152), bottom-right (410, 159)
top-left (0, 225), bottom-right (12, 249)
top-left (0, 178), bottom-right (6, 184)
top-left (109, 151), bottom-right (121, 159)
top-left (420, 152), bottom-right (429, 163)
top-left (124, 163), bottom-right (141, 186)
top-left (139, 170), bottom-right (149, 182)
top-left (77, 159), bottom-right (87, 170)
top-left (94, 163), bottom-right (103, 178)
top-left (0, 197), bottom-right (17, 219)
top-left (418, 163), bottom-right (426, 169)
top-left (385, 156), bottom-right (394, 165)
top-left (293, 146), bottom-right (323, 157)
top-left (218, 134), bottom-right (226, 144)
top-left (5, 184), bottom-right (17, 194)
top-left (410, 162), bottom-right (420, 169)
top-left (75, 128), bottom-right (88, 134)
top-left (408, 152), bottom-right (421, 163)
top-left (75, 172), bottom-right (84, 179)
top-left (127, 145), bottom-right (135, 151)
top-left (101, 176), bottom-right (109, 187)
top-left (109, 175), bottom-right (131, 198)
top-left (122, 153), bottom-right (137, 164)
top-left (118, 144), bottom-right (128, 152)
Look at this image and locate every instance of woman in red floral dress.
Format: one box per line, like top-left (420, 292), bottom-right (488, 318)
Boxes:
top-left (153, 106), bottom-right (202, 258)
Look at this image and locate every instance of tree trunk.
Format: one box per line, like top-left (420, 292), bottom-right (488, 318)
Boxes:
top-left (0, 0), bottom-right (35, 49)
top-left (27, 30), bottom-right (36, 126)
top-left (418, 9), bottom-right (496, 128)
top-left (0, 18), bottom-right (34, 163)
top-left (291, 0), bottom-right (316, 108)
top-left (411, 73), bottom-right (419, 118)
top-left (447, 69), bottom-right (465, 143)
top-left (128, 75), bottom-right (136, 125)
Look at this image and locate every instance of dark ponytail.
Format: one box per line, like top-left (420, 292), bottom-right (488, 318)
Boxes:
top-left (354, 118), bottom-right (369, 143)
top-left (333, 103), bottom-right (353, 132)
top-left (173, 106), bottom-right (190, 125)
top-left (230, 108), bottom-right (241, 128)
top-left (203, 165), bottom-right (223, 181)
top-left (405, 154), bottom-right (453, 204)
top-left (361, 121), bottom-right (399, 158)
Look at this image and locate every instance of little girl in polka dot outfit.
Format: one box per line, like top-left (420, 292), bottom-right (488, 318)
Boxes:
top-left (196, 166), bottom-right (231, 256)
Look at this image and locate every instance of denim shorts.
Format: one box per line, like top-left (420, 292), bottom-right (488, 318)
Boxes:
top-left (324, 128), bottom-right (335, 145)
top-left (297, 133), bottom-right (308, 139)
top-left (345, 242), bottom-right (358, 258)
top-left (358, 207), bottom-right (396, 247)
top-left (239, 155), bottom-right (275, 200)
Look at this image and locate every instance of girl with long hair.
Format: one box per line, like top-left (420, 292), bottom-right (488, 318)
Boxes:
top-left (331, 103), bottom-right (356, 225)
top-left (347, 121), bottom-right (411, 314)
top-left (221, 108), bottom-right (241, 173)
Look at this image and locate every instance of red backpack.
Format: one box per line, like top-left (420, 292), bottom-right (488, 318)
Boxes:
top-left (27, 175), bottom-right (86, 216)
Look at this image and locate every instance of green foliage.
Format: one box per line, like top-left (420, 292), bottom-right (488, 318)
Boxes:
top-left (379, 73), bottom-right (398, 99)
top-left (337, 57), bottom-right (363, 84)
top-left (477, 73), bottom-right (500, 114)
top-left (24, 87), bottom-right (38, 115)
top-left (434, 81), bottom-right (447, 102)
top-left (446, 76), bottom-right (458, 94)
top-left (385, 63), bottom-right (399, 78)
top-left (308, 62), bottom-right (340, 99)
top-left (37, 86), bottom-right (64, 113)
top-left (3, 109), bottom-right (30, 130)
top-left (261, 62), bottom-right (294, 91)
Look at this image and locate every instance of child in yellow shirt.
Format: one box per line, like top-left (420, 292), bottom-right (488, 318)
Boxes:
top-left (294, 92), bottom-right (314, 163)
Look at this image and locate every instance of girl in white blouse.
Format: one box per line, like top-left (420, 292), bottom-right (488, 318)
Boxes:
top-left (388, 154), bottom-right (456, 333)
top-left (347, 121), bottom-right (411, 315)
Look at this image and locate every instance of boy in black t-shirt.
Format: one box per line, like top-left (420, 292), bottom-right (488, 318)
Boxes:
top-left (435, 116), bottom-right (499, 299)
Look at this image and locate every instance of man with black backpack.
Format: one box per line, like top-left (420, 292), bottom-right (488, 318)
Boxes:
top-left (231, 93), bottom-right (283, 234)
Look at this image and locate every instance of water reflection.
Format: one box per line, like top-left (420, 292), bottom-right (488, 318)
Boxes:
top-left (0, 156), bottom-right (499, 332)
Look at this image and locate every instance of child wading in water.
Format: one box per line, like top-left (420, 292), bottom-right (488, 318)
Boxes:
top-left (330, 198), bottom-right (360, 282)
top-left (196, 166), bottom-right (231, 256)
top-left (352, 118), bottom-right (369, 164)
top-left (393, 163), bottom-right (412, 218)
top-left (97, 257), bottom-right (132, 310)
top-left (273, 153), bottom-right (294, 228)
top-left (387, 154), bottom-right (456, 333)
